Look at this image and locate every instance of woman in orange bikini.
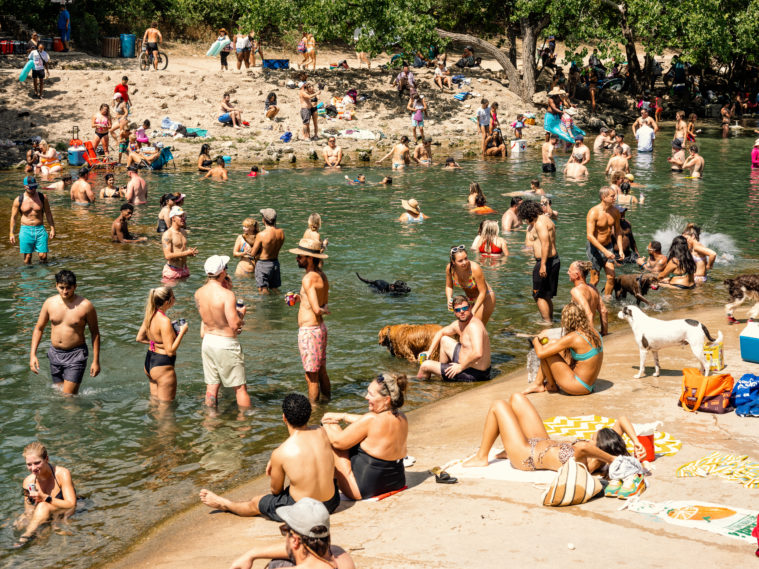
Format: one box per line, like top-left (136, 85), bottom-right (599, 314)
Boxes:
top-left (445, 246), bottom-right (496, 325)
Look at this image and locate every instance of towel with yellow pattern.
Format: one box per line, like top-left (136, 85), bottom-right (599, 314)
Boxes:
top-left (677, 451), bottom-right (759, 489)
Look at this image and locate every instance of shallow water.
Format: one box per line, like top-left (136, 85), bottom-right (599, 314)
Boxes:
top-left (1, 122), bottom-right (758, 568)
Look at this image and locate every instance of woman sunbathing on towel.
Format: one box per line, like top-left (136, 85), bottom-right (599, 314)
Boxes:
top-left (463, 392), bottom-right (645, 473)
top-left (321, 373), bottom-right (408, 500)
top-left (523, 302), bottom-right (603, 395)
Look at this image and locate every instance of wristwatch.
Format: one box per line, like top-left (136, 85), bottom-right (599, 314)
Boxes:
top-left (45, 495), bottom-right (52, 503)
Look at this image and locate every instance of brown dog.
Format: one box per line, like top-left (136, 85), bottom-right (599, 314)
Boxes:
top-left (378, 324), bottom-right (442, 362)
top-left (613, 273), bottom-right (658, 306)
top-left (724, 275), bottom-right (759, 323)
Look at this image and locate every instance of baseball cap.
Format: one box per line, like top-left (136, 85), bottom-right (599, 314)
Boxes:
top-left (169, 206), bottom-right (185, 219)
top-left (204, 254), bottom-right (230, 276)
top-left (260, 208), bottom-right (277, 223)
top-left (600, 127), bottom-right (609, 133)
top-left (23, 176), bottom-right (38, 189)
top-left (575, 134), bottom-right (584, 141)
top-left (276, 498), bottom-right (330, 538)
top-left (113, 92), bottom-right (122, 99)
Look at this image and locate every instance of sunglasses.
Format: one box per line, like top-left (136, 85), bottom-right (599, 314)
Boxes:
top-left (450, 245), bottom-right (466, 254)
top-left (453, 305), bottom-right (470, 313)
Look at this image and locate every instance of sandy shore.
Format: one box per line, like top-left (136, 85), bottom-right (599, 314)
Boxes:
top-left (105, 305), bottom-right (759, 569)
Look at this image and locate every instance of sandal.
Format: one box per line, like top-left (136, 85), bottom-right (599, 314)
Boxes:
top-left (429, 467), bottom-right (458, 484)
top-left (604, 479), bottom-right (622, 497)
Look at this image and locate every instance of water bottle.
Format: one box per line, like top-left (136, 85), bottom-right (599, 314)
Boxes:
top-left (526, 349), bottom-right (540, 384)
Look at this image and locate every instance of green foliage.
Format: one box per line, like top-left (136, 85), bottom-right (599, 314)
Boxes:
top-left (75, 12), bottom-right (100, 51)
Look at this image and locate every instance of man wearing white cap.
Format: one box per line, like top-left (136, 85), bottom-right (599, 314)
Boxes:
top-left (161, 207), bottom-right (197, 281)
top-left (288, 238), bottom-right (330, 403)
top-left (229, 498), bottom-right (355, 569)
top-left (250, 208), bottom-right (284, 294)
top-left (195, 255), bottom-right (251, 410)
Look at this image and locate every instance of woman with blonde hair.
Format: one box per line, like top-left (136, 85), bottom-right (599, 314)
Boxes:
top-left (136, 286), bottom-right (188, 401)
top-left (15, 442), bottom-right (76, 548)
top-left (37, 140), bottom-right (62, 177)
top-left (233, 217), bottom-right (260, 275)
top-left (471, 220), bottom-right (508, 256)
top-left (523, 302), bottom-right (603, 395)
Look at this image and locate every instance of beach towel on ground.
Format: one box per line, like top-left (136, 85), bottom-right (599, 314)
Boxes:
top-left (543, 415), bottom-right (682, 457)
top-left (454, 92), bottom-right (470, 102)
top-left (443, 449), bottom-right (556, 484)
top-left (676, 451), bottom-right (759, 488)
top-left (624, 499), bottom-right (758, 543)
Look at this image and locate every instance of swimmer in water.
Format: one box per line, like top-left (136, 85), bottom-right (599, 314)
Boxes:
top-left (682, 144), bottom-right (704, 178)
top-left (344, 174), bottom-right (366, 185)
top-left (377, 136), bottom-right (411, 170)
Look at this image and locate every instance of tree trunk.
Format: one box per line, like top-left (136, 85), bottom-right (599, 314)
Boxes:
top-left (507, 24), bottom-right (518, 67)
top-left (602, 0), bottom-right (642, 94)
top-left (519, 20), bottom-right (539, 104)
top-left (436, 28), bottom-right (526, 98)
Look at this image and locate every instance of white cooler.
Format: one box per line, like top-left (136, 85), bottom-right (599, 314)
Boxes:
top-left (510, 139), bottom-right (526, 153)
top-left (739, 322), bottom-right (759, 363)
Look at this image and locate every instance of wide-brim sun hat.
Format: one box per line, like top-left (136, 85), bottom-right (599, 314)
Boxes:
top-left (548, 87), bottom-right (566, 96)
top-left (401, 198), bottom-right (420, 215)
top-left (288, 238), bottom-right (328, 259)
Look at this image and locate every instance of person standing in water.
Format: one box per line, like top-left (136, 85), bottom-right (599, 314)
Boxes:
top-left (288, 238), bottom-right (331, 403)
top-left (30, 270), bottom-right (100, 395)
top-left (586, 187), bottom-right (624, 296)
top-left (9, 176), bottom-right (55, 264)
top-left (250, 208), bottom-right (285, 294)
top-left (518, 200), bottom-right (560, 324)
top-left (162, 207), bottom-right (197, 281)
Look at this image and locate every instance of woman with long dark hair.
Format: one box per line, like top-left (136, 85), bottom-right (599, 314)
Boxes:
top-left (445, 246), bottom-right (496, 325)
top-left (658, 235), bottom-right (696, 289)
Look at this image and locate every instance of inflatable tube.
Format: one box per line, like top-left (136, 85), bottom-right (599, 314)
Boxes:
top-left (206, 38), bottom-right (230, 57)
top-left (19, 60), bottom-right (34, 82)
top-left (543, 112), bottom-right (585, 144)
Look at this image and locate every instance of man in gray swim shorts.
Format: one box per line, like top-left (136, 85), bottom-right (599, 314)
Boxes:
top-left (250, 208), bottom-right (285, 294)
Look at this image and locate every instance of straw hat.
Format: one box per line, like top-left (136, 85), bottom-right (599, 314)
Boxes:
top-left (401, 198), bottom-right (420, 215)
top-left (288, 238), bottom-right (328, 259)
top-left (548, 87), bottom-right (566, 96)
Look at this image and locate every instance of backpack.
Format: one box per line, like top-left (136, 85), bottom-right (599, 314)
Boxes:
top-left (19, 191), bottom-right (45, 206)
top-left (732, 374), bottom-right (759, 416)
top-left (297, 40), bottom-right (307, 53)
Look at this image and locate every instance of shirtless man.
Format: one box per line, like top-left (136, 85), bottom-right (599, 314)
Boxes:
top-left (613, 133), bottom-right (632, 158)
top-left (30, 269), bottom-right (100, 395)
top-left (682, 144), bottom-right (704, 178)
top-left (9, 176), bottom-right (55, 264)
top-left (125, 165), bottom-right (148, 205)
top-left (501, 197), bottom-right (523, 232)
top-left (632, 107), bottom-right (658, 135)
top-left (586, 187), bottom-right (625, 295)
top-left (673, 111), bottom-right (688, 142)
top-left (605, 145), bottom-right (629, 175)
top-left (195, 254), bottom-right (251, 410)
top-left (250, 208), bottom-right (285, 294)
top-left (564, 159), bottom-right (588, 179)
top-left (568, 261), bottom-right (608, 335)
top-left (70, 168), bottom-right (95, 205)
top-left (541, 134), bottom-right (558, 173)
top-left (204, 157), bottom-right (228, 180)
top-left (412, 137), bottom-right (433, 166)
top-left (45, 175), bottom-right (72, 192)
top-left (322, 137), bottom-right (343, 168)
top-left (377, 136), bottom-right (410, 169)
top-left (199, 393), bottom-right (338, 518)
top-left (568, 135), bottom-right (590, 165)
top-left (299, 83), bottom-right (320, 140)
top-left (142, 22), bottom-right (163, 70)
top-left (518, 200), bottom-right (560, 323)
top-left (289, 238), bottom-right (331, 402)
top-left (636, 240), bottom-right (667, 273)
top-left (593, 128), bottom-right (611, 152)
top-left (668, 138), bottom-right (686, 171)
top-left (111, 203), bottom-right (147, 243)
top-left (161, 207), bottom-right (197, 281)
top-left (417, 295), bottom-right (491, 382)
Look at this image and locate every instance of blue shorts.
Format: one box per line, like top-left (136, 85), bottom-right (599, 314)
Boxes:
top-left (59, 28), bottom-right (70, 42)
top-left (218, 113), bottom-right (232, 124)
top-left (19, 225), bottom-right (49, 254)
top-left (411, 119), bottom-right (424, 127)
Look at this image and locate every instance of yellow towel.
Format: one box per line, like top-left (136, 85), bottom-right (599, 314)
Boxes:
top-left (677, 452), bottom-right (759, 489)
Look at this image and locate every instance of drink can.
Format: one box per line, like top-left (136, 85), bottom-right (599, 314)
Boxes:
top-left (418, 351), bottom-right (428, 365)
top-left (29, 484), bottom-right (36, 492)
top-left (285, 292), bottom-right (296, 306)
top-left (236, 299), bottom-right (245, 309)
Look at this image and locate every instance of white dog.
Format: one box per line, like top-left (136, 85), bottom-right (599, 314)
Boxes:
top-left (618, 305), bottom-right (723, 378)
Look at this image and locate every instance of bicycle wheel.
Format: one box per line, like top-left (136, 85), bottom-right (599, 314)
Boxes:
top-left (139, 52), bottom-right (149, 71)
top-left (157, 51), bottom-right (169, 71)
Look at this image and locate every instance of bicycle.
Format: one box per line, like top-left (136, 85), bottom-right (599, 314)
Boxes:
top-left (139, 47), bottom-right (169, 71)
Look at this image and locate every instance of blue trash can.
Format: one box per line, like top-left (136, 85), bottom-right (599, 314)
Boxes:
top-left (120, 34), bottom-right (136, 58)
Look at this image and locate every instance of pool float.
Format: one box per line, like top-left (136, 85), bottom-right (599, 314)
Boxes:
top-left (19, 60), bottom-right (34, 82)
top-left (543, 112), bottom-right (584, 144)
top-left (206, 38), bottom-right (231, 57)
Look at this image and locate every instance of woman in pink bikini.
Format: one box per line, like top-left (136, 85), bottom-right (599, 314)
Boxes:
top-left (91, 103), bottom-right (112, 157)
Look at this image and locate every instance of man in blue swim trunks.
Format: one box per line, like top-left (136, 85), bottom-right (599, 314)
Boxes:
top-left (30, 270), bottom-right (100, 395)
top-left (417, 295), bottom-right (492, 382)
top-left (57, 5), bottom-right (70, 52)
top-left (9, 176), bottom-right (56, 264)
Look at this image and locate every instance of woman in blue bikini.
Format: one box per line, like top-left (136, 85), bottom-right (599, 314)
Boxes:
top-left (524, 302), bottom-right (602, 395)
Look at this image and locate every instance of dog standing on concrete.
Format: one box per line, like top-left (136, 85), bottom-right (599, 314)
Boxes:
top-left (613, 273), bottom-right (658, 306)
top-left (618, 305), bottom-right (722, 378)
top-left (724, 275), bottom-right (759, 324)
top-left (378, 324), bottom-right (442, 362)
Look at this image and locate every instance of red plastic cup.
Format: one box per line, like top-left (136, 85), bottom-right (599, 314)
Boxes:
top-left (639, 434), bottom-right (655, 462)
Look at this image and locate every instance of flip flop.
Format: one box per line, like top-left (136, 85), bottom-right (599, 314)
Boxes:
top-left (429, 467), bottom-right (458, 484)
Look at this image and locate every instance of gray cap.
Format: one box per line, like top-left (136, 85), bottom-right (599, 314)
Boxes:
top-left (600, 127), bottom-right (609, 133)
top-left (260, 208), bottom-right (277, 223)
top-left (276, 498), bottom-right (330, 538)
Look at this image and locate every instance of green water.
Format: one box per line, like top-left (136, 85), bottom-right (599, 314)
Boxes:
top-left (0, 123), bottom-right (757, 568)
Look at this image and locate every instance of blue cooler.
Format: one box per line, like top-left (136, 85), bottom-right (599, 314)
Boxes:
top-left (739, 322), bottom-right (759, 363)
top-left (68, 146), bottom-right (85, 166)
top-left (120, 34), bottom-right (136, 58)
top-left (262, 59), bottom-right (289, 70)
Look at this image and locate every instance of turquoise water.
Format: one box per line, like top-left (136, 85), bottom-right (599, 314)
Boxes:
top-left (1, 122), bottom-right (758, 568)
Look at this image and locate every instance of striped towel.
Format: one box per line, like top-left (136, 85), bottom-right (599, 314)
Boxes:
top-left (677, 452), bottom-right (759, 489)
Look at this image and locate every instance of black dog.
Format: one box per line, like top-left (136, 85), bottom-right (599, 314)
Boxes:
top-left (356, 273), bottom-right (411, 294)
top-left (613, 273), bottom-right (658, 306)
